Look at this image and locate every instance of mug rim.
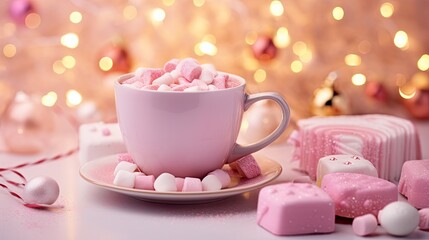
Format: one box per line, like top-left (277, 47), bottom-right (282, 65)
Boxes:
top-left (115, 71), bottom-right (246, 93)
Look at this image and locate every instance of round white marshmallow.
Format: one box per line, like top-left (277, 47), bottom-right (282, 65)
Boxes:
top-left (154, 173), bottom-right (177, 192)
top-left (113, 170), bottom-right (136, 188)
top-left (378, 201), bottom-right (419, 236)
top-left (114, 161), bottom-right (138, 176)
top-left (202, 175), bottom-right (222, 191)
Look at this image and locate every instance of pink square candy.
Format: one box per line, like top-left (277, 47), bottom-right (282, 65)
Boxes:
top-left (321, 172), bottom-right (398, 218)
top-left (257, 183), bottom-right (335, 236)
top-left (230, 155), bottom-right (261, 179)
top-left (398, 160), bottom-right (429, 209)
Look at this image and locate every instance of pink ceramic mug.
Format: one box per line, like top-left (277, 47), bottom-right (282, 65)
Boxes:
top-left (114, 73), bottom-right (290, 178)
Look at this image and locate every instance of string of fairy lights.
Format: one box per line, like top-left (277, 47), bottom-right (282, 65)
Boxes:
top-left (0, 0), bottom-right (428, 119)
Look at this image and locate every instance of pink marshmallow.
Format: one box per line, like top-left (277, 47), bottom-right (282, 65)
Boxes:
top-left (352, 214), bottom-right (378, 236)
top-left (321, 172), bottom-right (398, 218)
top-left (175, 177), bottom-right (185, 191)
top-left (257, 183), bottom-right (335, 236)
top-left (226, 78), bottom-right (241, 88)
top-left (212, 74), bottom-right (228, 89)
top-left (139, 68), bottom-right (164, 85)
top-left (116, 153), bottom-right (134, 163)
top-left (419, 208), bottom-right (429, 230)
top-left (398, 160), bottom-right (429, 209)
top-left (135, 175), bottom-right (155, 190)
top-left (208, 169), bottom-right (231, 188)
top-left (182, 177), bottom-right (203, 192)
top-left (178, 58), bottom-right (202, 81)
top-left (230, 155), bottom-right (261, 179)
top-left (163, 58), bottom-right (180, 72)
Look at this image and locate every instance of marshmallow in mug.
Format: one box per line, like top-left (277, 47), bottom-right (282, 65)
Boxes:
top-left (122, 58), bottom-right (240, 92)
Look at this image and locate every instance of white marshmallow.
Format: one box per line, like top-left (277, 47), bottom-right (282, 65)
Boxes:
top-left (208, 169), bottom-right (231, 188)
top-left (113, 170), bottom-right (136, 188)
top-left (202, 175), bottom-right (222, 191)
top-left (201, 63), bottom-right (216, 73)
top-left (152, 73), bottom-right (175, 85)
top-left (114, 161), bottom-right (138, 176)
top-left (183, 86), bottom-right (201, 92)
top-left (378, 201), bottom-right (419, 236)
top-left (192, 80), bottom-right (208, 91)
top-left (157, 84), bottom-right (172, 91)
top-left (154, 173), bottom-right (177, 192)
top-left (208, 85), bottom-right (218, 91)
top-left (170, 69), bottom-right (181, 79)
top-left (134, 67), bottom-right (145, 78)
top-left (199, 69), bottom-right (215, 84)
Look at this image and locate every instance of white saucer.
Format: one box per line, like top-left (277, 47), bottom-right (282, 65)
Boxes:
top-left (79, 154), bottom-right (282, 204)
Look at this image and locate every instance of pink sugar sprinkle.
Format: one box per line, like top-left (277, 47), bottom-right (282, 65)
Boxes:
top-left (116, 153), bottom-right (134, 163)
top-left (101, 128), bottom-right (111, 136)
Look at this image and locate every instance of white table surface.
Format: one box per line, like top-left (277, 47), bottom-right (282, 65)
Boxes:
top-left (1, 121), bottom-right (429, 240)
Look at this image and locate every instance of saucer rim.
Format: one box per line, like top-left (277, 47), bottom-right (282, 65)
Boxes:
top-left (79, 154), bottom-right (282, 201)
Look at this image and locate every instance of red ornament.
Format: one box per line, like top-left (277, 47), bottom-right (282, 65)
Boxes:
top-left (252, 36), bottom-right (277, 61)
top-left (98, 44), bottom-right (131, 74)
top-left (365, 81), bottom-right (388, 102)
top-left (403, 89), bottom-right (429, 119)
top-left (8, 0), bottom-right (34, 24)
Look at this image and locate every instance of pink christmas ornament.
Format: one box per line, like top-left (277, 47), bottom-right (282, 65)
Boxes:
top-left (0, 92), bottom-right (55, 154)
top-left (252, 36), bottom-right (277, 61)
top-left (8, 0), bottom-right (34, 24)
top-left (365, 81), bottom-right (388, 102)
top-left (98, 44), bottom-right (131, 74)
top-left (22, 176), bottom-right (60, 205)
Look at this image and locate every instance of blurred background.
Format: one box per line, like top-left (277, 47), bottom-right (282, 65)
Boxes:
top-left (0, 0), bottom-right (428, 153)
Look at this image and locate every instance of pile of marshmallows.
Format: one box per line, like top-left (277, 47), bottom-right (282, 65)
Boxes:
top-left (122, 58), bottom-right (240, 92)
top-left (113, 153), bottom-right (261, 192)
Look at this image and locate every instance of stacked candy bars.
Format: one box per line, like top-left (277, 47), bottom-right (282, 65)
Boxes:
top-left (290, 114), bottom-right (421, 182)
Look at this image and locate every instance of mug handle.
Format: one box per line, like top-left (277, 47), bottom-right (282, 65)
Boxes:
top-left (226, 92), bottom-right (290, 163)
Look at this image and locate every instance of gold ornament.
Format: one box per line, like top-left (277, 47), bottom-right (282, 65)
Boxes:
top-left (311, 72), bottom-right (349, 116)
top-left (402, 72), bottom-right (429, 119)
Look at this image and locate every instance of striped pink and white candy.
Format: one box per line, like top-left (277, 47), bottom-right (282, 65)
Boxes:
top-left (290, 114), bottom-right (421, 182)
